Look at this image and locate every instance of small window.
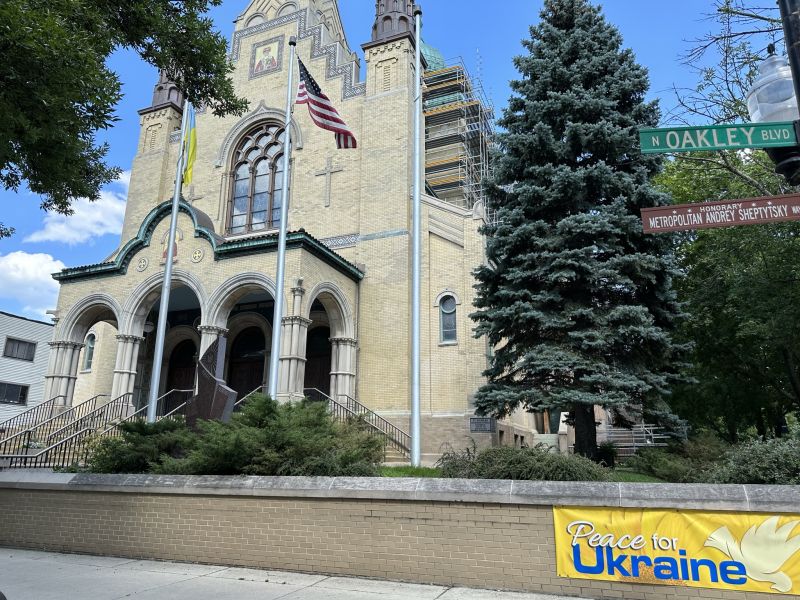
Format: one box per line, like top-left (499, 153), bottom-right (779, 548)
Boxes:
top-left (0, 382), bottom-right (29, 405)
top-left (439, 295), bottom-right (457, 343)
top-left (3, 337), bottom-right (36, 361)
top-left (83, 334), bottom-right (96, 371)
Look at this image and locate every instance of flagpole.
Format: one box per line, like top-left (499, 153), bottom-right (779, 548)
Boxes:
top-left (147, 99), bottom-right (191, 423)
top-left (267, 37), bottom-right (297, 400)
top-left (411, 5), bottom-right (423, 467)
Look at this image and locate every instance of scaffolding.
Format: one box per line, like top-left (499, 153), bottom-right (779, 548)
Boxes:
top-left (423, 58), bottom-right (494, 211)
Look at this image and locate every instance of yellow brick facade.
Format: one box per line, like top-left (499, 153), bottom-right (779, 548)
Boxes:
top-left (49, 0), bottom-right (537, 458)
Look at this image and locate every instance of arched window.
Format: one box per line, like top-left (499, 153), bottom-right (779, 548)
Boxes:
top-left (83, 334), bottom-right (96, 371)
top-left (227, 123), bottom-right (286, 235)
top-left (439, 295), bottom-right (457, 343)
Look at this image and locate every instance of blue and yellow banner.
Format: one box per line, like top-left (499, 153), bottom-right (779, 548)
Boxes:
top-left (554, 506), bottom-right (800, 595)
top-left (182, 103), bottom-right (197, 186)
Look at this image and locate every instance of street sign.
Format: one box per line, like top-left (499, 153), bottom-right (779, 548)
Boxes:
top-left (639, 121), bottom-right (797, 154)
top-left (641, 193), bottom-right (800, 233)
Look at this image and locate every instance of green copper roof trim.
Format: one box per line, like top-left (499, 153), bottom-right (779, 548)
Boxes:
top-left (54, 201), bottom-right (363, 283)
top-left (53, 200), bottom-right (218, 282)
top-left (215, 230), bottom-right (364, 281)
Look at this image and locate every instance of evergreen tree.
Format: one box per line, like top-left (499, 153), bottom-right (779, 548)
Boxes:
top-left (472, 0), bottom-right (686, 457)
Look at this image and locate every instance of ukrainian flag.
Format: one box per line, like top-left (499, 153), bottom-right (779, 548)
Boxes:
top-left (182, 103), bottom-right (197, 185)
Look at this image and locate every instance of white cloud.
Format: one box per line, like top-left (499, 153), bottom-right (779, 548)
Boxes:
top-left (24, 171), bottom-right (130, 246)
top-left (0, 251), bottom-right (65, 319)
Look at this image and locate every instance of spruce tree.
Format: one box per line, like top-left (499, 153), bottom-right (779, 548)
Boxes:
top-left (472, 0), bottom-right (685, 458)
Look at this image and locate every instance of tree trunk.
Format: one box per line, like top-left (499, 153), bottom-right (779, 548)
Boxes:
top-left (573, 404), bottom-right (598, 460)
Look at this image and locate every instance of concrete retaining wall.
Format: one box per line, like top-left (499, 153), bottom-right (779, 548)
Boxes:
top-left (0, 472), bottom-right (798, 599)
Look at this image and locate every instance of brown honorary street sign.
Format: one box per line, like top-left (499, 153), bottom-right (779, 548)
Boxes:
top-left (641, 193), bottom-right (800, 233)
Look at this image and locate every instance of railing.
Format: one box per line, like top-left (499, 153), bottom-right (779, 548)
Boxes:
top-left (233, 385), bottom-right (266, 410)
top-left (303, 388), bottom-right (411, 459)
top-left (597, 424), bottom-right (671, 458)
top-left (0, 394), bottom-right (108, 456)
top-left (0, 428), bottom-right (94, 469)
top-left (0, 395), bottom-right (65, 439)
top-left (99, 389), bottom-right (194, 438)
top-left (45, 394), bottom-right (133, 443)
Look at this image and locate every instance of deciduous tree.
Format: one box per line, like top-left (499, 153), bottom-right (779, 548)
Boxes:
top-left (0, 0), bottom-right (248, 237)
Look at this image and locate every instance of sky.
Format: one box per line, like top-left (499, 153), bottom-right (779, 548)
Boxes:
top-left (0, 0), bottom-right (719, 320)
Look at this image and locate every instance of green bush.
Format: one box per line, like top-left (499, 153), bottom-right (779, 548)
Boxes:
top-left (620, 431), bottom-right (729, 483)
top-left (437, 445), bottom-right (610, 482)
top-left (89, 417), bottom-right (195, 474)
top-left (88, 395), bottom-right (384, 476)
top-left (622, 448), bottom-right (697, 483)
top-left (707, 438), bottom-right (800, 485)
top-left (596, 442), bottom-right (618, 468)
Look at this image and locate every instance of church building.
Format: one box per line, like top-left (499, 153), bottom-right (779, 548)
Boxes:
top-left (43, 0), bottom-right (549, 461)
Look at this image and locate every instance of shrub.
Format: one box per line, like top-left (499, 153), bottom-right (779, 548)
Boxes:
top-left (707, 438), bottom-right (800, 485)
top-left (596, 442), bottom-right (618, 468)
top-left (620, 431), bottom-right (729, 483)
top-left (437, 445), bottom-right (610, 482)
top-left (149, 395), bottom-right (385, 477)
top-left (89, 418), bottom-right (195, 474)
top-left (622, 448), bottom-right (697, 483)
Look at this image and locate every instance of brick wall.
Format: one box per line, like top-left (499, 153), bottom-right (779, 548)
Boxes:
top-left (0, 474), bottom-right (797, 600)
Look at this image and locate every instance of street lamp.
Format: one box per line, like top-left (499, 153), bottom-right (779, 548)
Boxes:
top-left (746, 50), bottom-right (797, 124)
top-left (747, 47), bottom-right (800, 184)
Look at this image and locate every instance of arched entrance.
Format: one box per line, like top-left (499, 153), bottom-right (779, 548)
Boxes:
top-left (228, 326), bottom-right (267, 399)
top-left (164, 338), bottom-right (197, 411)
top-left (302, 288), bottom-right (356, 402)
top-left (304, 325), bottom-right (332, 395)
top-left (135, 285), bottom-right (203, 407)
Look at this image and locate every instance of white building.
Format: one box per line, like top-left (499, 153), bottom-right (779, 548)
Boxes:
top-left (0, 312), bottom-right (54, 421)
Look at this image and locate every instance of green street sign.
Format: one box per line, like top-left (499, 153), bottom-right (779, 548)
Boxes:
top-left (639, 121), bottom-right (797, 154)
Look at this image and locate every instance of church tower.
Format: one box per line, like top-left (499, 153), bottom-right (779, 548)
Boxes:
top-left (370, 0), bottom-right (416, 45)
top-left (119, 73), bottom-right (185, 242)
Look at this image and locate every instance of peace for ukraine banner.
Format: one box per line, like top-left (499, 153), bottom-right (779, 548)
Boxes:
top-left (554, 506), bottom-right (800, 595)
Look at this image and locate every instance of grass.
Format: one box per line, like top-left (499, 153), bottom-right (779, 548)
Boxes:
top-left (611, 469), bottom-right (665, 483)
top-left (380, 466), bottom-right (442, 478)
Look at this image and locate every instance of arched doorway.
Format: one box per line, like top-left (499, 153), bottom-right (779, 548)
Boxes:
top-left (164, 338), bottom-right (197, 412)
top-left (135, 284), bottom-right (203, 406)
top-left (304, 325), bottom-right (332, 396)
top-left (228, 326), bottom-right (266, 399)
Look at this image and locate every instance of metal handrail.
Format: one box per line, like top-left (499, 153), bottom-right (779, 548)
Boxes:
top-left (0, 394), bottom-right (108, 456)
top-left (0, 428), bottom-right (95, 469)
top-left (99, 389), bottom-right (194, 437)
top-left (0, 395), bottom-right (65, 437)
top-left (234, 384), bottom-right (266, 409)
top-left (45, 394), bottom-right (133, 443)
top-left (303, 388), bottom-right (411, 458)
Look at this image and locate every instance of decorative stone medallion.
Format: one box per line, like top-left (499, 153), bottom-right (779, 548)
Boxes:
top-left (136, 257), bottom-right (149, 272)
top-left (191, 249), bottom-right (205, 264)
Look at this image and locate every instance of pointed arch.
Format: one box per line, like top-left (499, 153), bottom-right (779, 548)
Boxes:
top-left (216, 101), bottom-right (304, 168)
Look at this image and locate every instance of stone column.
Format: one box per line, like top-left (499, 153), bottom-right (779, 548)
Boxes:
top-left (198, 325), bottom-right (229, 357)
top-left (44, 341), bottom-right (84, 407)
top-left (330, 337), bottom-right (357, 401)
top-left (277, 281), bottom-right (308, 400)
top-left (111, 335), bottom-right (144, 404)
top-left (279, 316), bottom-right (311, 398)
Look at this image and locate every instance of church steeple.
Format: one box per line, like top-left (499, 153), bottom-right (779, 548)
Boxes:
top-left (141, 71), bottom-right (184, 115)
top-left (369, 0), bottom-right (416, 46)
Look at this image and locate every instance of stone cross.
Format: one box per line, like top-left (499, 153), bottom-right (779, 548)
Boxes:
top-left (315, 157), bottom-right (343, 207)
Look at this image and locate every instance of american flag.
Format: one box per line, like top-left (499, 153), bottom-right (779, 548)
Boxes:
top-left (296, 59), bottom-right (357, 149)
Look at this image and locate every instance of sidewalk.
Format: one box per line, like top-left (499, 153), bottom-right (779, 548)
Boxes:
top-left (0, 548), bottom-right (585, 600)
